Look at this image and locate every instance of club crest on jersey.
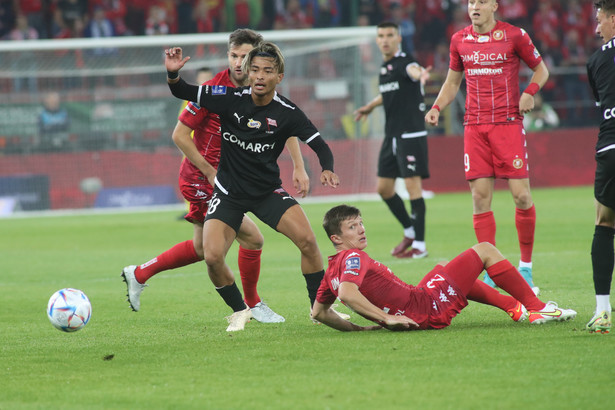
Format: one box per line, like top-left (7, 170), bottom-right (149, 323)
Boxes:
top-left (345, 256), bottom-right (360, 271)
top-left (493, 30), bottom-right (503, 41)
top-left (512, 158), bottom-right (524, 169)
top-left (211, 85), bottom-right (227, 95)
top-left (477, 35), bottom-right (490, 43)
top-left (247, 118), bottom-right (261, 129)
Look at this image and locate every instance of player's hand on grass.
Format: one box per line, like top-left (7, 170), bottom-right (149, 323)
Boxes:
top-left (321, 170), bottom-right (339, 188)
top-left (383, 314), bottom-right (419, 331)
top-left (165, 47), bottom-right (191, 73)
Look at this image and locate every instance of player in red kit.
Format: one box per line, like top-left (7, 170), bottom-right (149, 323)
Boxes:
top-left (425, 0), bottom-right (548, 295)
top-left (311, 204), bottom-right (576, 332)
top-left (122, 29), bottom-right (309, 325)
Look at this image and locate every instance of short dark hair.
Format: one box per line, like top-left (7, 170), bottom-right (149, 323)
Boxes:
top-left (228, 28), bottom-right (263, 50)
top-left (242, 41), bottom-right (285, 74)
top-left (595, 0), bottom-right (615, 14)
top-left (323, 205), bottom-right (361, 238)
top-left (377, 21), bottom-right (399, 31)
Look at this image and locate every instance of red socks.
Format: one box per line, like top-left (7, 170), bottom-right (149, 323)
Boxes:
top-left (515, 205), bottom-right (536, 263)
top-left (135, 240), bottom-right (201, 283)
top-left (486, 260), bottom-right (544, 311)
top-left (473, 211), bottom-right (496, 245)
top-left (238, 246), bottom-right (262, 308)
top-left (467, 280), bottom-right (518, 312)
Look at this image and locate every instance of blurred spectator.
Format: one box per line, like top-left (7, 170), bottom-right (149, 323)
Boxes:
top-left (389, 3), bottom-right (416, 56)
top-left (145, 5), bottom-right (170, 35)
top-left (17, 0), bottom-right (46, 38)
top-left (274, 0), bottom-right (312, 30)
top-left (416, 0), bottom-right (449, 50)
top-left (90, 0), bottom-right (128, 36)
top-left (177, 0), bottom-right (197, 34)
top-left (7, 14), bottom-right (39, 93)
top-left (259, 0), bottom-right (280, 30)
top-left (38, 91), bottom-right (71, 151)
top-left (446, 6), bottom-right (466, 45)
top-left (497, 0), bottom-right (528, 27)
top-left (225, 0), bottom-right (261, 30)
top-left (523, 93), bottom-right (559, 132)
top-left (193, 0), bottom-right (224, 33)
top-left (7, 13), bottom-right (39, 41)
top-left (0, 0), bottom-right (16, 38)
top-left (55, 0), bottom-right (88, 32)
top-left (532, 1), bottom-right (560, 50)
top-left (154, 0), bottom-right (179, 34)
top-left (84, 7), bottom-right (117, 55)
top-left (358, 0), bottom-right (384, 26)
top-left (124, 0), bottom-right (150, 35)
top-left (305, 0), bottom-right (340, 28)
top-left (560, 29), bottom-right (590, 127)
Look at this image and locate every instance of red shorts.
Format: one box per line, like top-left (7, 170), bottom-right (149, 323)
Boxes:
top-left (178, 176), bottom-right (213, 224)
top-left (415, 249), bottom-right (484, 329)
top-left (463, 123), bottom-right (529, 180)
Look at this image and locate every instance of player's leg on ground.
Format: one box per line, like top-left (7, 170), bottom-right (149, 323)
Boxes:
top-left (203, 219), bottom-right (247, 311)
top-left (402, 176), bottom-right (427, 258)
top-left (509, 178), bottom-right (538, 292)
top-left (134, 223), bottom-right (203, 284)
top-left (379, 177), bottom-right (415, 256)
top-left (235, 215), bottom-right (264, 308)
top-left (275, 204), bottom-right (324, 306)
top-left (472, 243), bottom-right (544, 312)
top-left (588, 201), bottom-right (615, 333)
top-left (470, 178), bottom-right (497, 286)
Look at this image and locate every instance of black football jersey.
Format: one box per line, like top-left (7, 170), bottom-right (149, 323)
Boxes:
top-left (587, 36), bottom-right (615, 151)
top-left (379, 51), bottom-right (427, 137)
top-left (178, 82), bottom-right (320, 197)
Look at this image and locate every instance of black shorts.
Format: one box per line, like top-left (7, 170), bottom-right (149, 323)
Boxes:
top-left (204, 187), bottom-right (299, 233)
top-left (595, 149), bottom-right (615, 209)
top-left (378, 132), bottom-right (430, 179)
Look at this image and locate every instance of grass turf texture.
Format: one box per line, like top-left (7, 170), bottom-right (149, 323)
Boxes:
top-left (1, 186), bottom-right (613, 409)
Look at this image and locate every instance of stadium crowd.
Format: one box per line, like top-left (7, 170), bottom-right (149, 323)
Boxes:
top-left (0, 0), bottom-right (598, 128)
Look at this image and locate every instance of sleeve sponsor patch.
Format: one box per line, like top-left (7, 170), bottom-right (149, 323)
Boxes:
top-left (344, 256), bottom-right (360, 272)
top-left (211, 85), bottom-right (227, 95)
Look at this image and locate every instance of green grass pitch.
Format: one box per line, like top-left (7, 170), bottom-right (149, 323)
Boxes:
top-left (1, 186), bottom-right (613, 409)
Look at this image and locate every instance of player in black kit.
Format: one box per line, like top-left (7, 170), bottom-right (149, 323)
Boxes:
top-left (586, 0), bottom-right (615, 334)
top-left (165, 42), bottom-right (341, 331)
top-left (354, 22), bottom-right (431, 259)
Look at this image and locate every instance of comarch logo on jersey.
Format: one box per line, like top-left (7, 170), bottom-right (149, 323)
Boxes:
top-left (379, 81), bottom-right (400, 93)
top-left (604, 106), bottom-right (615, 121)
top-left (222, 131), bottom-right (276, 153)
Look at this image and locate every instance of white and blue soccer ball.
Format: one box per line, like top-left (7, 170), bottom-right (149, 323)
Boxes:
top-left (47, 288), bottom-right (92, 332)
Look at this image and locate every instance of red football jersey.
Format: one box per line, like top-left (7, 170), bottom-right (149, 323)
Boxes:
top-left (177, 69), bottom-right (232, 181)
top-left (449, 21), bottom-right (542, 125)
top-left (317, 249), bottom-right (434, 329)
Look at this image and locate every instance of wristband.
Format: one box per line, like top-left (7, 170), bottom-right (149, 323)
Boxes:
top-left (431, 104), bottom-right (440, 112)
top-left (167, 70), bottom-right (179, 80)
top-left (524, 82), bottom-right (539, 96)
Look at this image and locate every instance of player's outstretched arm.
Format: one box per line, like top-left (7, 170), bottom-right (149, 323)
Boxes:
top-left (307, 135), bottom-right (339, 188)
top-left (338, 282), bottom-right (419, 331)
top-left (285, 137), bottom-right (310, 198)
top-left (311, 301), bottom-right (382, 331)
top-left (425, 69), bottom-right (463, 127)
top-left (353, 94), bottom-right (383, 121)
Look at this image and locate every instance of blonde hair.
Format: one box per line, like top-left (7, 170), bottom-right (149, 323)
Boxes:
top-left (241, 41), bottom-right (285, 74)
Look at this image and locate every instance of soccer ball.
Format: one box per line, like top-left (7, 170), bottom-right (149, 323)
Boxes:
top-left (47, 288), bottom-right (92, 332)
